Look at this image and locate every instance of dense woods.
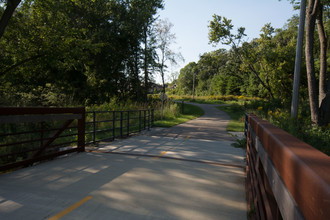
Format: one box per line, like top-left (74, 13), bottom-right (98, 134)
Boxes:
top-left (0, 0), bottom-right (329, 127)
top-left (174, 0), bottom-right (329, 125)
top-left (0, 0), bottom-right (164, 106)
top-left (176, 17), bottom-right (300, 99)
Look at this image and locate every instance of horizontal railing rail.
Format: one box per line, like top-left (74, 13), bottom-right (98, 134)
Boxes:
top-left (85, 109), bottom-right (154, 144)
top-left (245, 114), bottom-right (330, 220)
top-left (0, 107), bottom-right (85, 172)
top-left (0, 107), bottom-right (154, 172)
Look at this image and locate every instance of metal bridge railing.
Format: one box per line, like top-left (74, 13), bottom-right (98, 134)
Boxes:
top-left (0, 107), bottom-right (85, 172)
top-left (245, 113), bottom-right (330, 220)
top-left (0, 107), bottom-right (154, 172)
top-left (85, 109), bottom-right (154, 145)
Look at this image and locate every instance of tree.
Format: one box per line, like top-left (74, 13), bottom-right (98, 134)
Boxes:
top-left (177, 62), bottom-right (197, 95)
top-left (138, 0), bottom-right (164, 104)
top-left (208, 14), bottom-right (275, 99)
top-left (0, 0), bottom-right (21, 39)
top-left (304, 0), bottom-right (330, 125)
top-left (241, 22), bottom-right (297, 100)
top-left (0, 0), bottom-right (164, 106)
top-left (155, 18), bottom-right (183, 93)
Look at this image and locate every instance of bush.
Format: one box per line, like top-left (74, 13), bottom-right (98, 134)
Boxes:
top-left (245, 100), bottom-right (330, 156)
top-left (151, 100), bottom-right (179, 120)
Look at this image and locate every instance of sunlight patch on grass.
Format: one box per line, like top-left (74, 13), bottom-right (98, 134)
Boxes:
top-left (217, 104), bottom-right (245, 132)
top-left (154, 103), bottom-right (204, 127)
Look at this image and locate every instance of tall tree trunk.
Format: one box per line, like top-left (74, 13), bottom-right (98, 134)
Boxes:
top-left (161, 68), bottom-right (165, 94)
top-left (317, 3), bottom-right (327, 106)
top-left (0, 0), bottom-right (21, 39)
top-left (316, 3), bottom-right (330, 125)
top-left (305, 0), bottom-right (320, 125)
top-left (134, 51), bottom-right (141, 101)
top-left (323, 73), bottom-right (330, 124)
top-left (143, 26), bottom-right (149, 106)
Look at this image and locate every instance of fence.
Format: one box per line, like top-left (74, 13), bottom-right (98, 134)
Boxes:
top-left (0, 107), bottom-right (85, 172)
top-left (245, 114), bottom-right (330, 220)
top-left (85, 109), bottom-right (154, 144)
top-left (0, 107), bottom-right (154, 172)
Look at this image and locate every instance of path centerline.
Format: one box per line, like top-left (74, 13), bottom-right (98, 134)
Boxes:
top-left (48, 196), bottom-right (93, 220)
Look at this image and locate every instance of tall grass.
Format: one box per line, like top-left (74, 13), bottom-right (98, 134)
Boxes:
top-left (245, 99), bottom-right (330, 156)
top-left (153, 102), bottom-right (204, 127)
top-left (217, 104), bottom-right (245, 131)
top-left (148, 94), bottom-right (263, 104)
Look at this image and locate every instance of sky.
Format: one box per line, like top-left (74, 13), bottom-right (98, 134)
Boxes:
top-left (156, 0), bottom-right (298, 83)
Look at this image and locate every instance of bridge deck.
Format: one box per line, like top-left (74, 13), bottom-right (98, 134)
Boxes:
top-left (0, 103), bottom-right (247, 220)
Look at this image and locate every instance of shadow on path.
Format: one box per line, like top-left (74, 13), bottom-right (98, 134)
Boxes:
top-left (0, 103), bottom-right (247, 220)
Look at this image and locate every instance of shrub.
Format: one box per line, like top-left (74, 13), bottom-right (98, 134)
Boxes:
top-left (245, 100), bottom-right (330, 156)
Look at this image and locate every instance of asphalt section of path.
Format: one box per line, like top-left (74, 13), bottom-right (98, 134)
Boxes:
top-left (0, 103), bottom-right (247, 220)
top-left (147, 103), bottom-right (236, 142)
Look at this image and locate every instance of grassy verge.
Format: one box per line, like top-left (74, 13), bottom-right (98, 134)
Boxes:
top-left (154, 103), bottom-right (204, 127)
top-left (217, 104), bottom-right (245, 132)
top-left (244, 99), bottom-right (330, 155)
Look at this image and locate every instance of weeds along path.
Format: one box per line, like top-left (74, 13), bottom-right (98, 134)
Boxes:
top-left (150, 102), bottom-right (235, 142)
top-left (94, 103), bottom-right (243, 167)
top-left (0, 103), bottom-right (247, 220)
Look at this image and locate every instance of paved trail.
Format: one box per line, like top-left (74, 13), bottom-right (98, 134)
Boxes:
top-left (0, 103), bottom-right (247, 220)
top-left (147, 103), bottom-right (235, 141)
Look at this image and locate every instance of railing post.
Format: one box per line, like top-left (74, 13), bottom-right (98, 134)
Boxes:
top-left (139, 110), bottom-right (141, 132)
top-left (127, 111), bottom-right (130, 136)
top-left (144, 110), bottom-right (146, 130)
top-left (151, 109), bottom-right (154, 127)
top-left (112, 111), bottom-right (115, 140)
top-left (40, 121), bottom-right (45, 148)
top-left (147, 109), bottom-right (150, 130)
top-left (120, 111), bottom-right (123, 137)
top-left (92, 111), bottom-right (96, 144)
top-left (78, 107), bottom-right (85, 152)
top-left (245, 113), bottom-right (248, 138)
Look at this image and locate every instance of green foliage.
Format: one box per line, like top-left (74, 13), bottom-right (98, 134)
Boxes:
top-left (153, 103), bottom-right (204, 127)
top-left (246, 100), bottom-right (330, 155)
top-left (177, 62), bottom-right (197, 95)
top-left (86, 98), bottom-right (146, 112)
top-left (0, 0), bottom-right (164, 106)
top-left (208, 14), bottom-right (245, 46)
top-left (152, 100), bottom-right (180, 121)
top-left (175, 14), bottom-right (309, 103)
top-left (165, 94), bottom-right (262, 104)
top-left (231, 138), bottom-right (247, 149)
top-left (217, 104), bottom-right (246, 132)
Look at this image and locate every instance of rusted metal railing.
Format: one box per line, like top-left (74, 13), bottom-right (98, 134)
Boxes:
top-left (0, 107), bottom-right (154, 172)
top-left (246, 114), bottom-right (330, 220)
top-left (85, 109), bottom-right (154, 144)
top-left (0, 107), bottom-right (85, 172)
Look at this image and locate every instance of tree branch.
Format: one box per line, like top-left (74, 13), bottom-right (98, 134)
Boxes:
top-left (0, 54), bottom-right (44, 77)
top-left (0, 0), bottom-right (21, 39)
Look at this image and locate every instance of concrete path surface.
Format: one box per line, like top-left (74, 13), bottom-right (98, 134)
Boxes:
top-left (0, 103), bottom-right (247, 220)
